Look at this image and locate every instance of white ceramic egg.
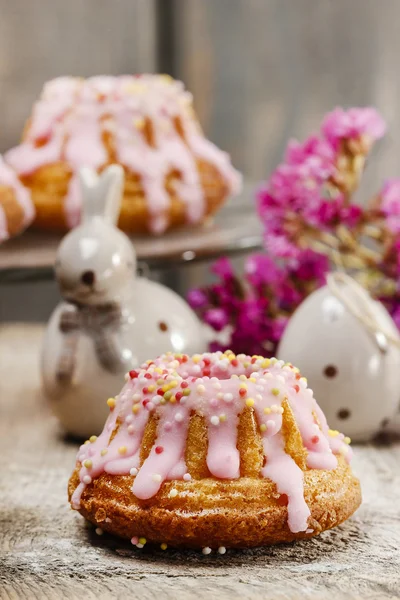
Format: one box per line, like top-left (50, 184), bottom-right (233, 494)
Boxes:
top-left (277, 274), bottom-right (400, 441)
top-left (41, 166), bottom-right (206, 439)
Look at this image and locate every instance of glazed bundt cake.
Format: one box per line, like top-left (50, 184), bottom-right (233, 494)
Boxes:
top-left (0, 155), bottom-right (34, 242)
top-left (5, 75), bottom-right (241, 234)
top-left (68, 351), bottom-right (361, 550)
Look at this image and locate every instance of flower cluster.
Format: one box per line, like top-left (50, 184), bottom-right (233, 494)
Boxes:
top-left (190, 107), bottom-right (400, 355)
top-left (257, 107), bottom-right (386, 260)
top-left (188, 252), bottom-right (328, 356)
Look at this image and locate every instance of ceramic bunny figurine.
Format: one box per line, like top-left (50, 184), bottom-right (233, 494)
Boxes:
top-left (277, 273), bottom-right (400, 442)
top-left (42, 165), bottom-right (206, 438)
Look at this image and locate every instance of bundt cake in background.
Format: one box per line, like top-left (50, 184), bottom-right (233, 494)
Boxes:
top-left (68, 351), bottom-right (361, 550)
top-left (5, 75), bottom-right (242, 235)
top-left (0, 155), bottom-right (35, 242)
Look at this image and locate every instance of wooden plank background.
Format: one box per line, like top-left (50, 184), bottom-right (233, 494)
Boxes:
top-left (0, 0), bottom-right (156, 152)
top-left (2, 0), bottom-right (399, 187)
top-left (175, 0), bottom-right (400, 195)
top-left (2, 0), bottom-right (400, 320)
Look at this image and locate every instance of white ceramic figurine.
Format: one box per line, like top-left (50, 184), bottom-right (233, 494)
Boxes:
top-left (42, 165), bottom-right (206, 438)
top-left (278, 273), bottom-right (400, 442)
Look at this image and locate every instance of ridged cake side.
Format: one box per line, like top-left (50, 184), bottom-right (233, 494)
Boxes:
top-left (5, 75), bottom-right (241, 233)
top-left (69, 351), bottom-right (356, 539)
top-left (68, 457), bottom-right (361, 548)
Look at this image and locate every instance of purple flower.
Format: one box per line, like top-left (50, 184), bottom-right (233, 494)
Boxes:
top-left (187, 288), bottom-right (208, 309)
top-left (321, 107), bottom-right (386, 150)
top-left (264, 234), bottom-right (302, 260)
top-left (270, 315), bottom-right (288, 340)
top-left (188, 106), bottom-right (397, 358)
top-left (292, 250), bottom-right (328, 287)
top-left (204, 308), bottom-right (229, 332)
top-left (394, 240), bottom-right (400, 277)
top-left (209, 341), bottom-right (226, 353)
top-left (245, 254), bottom-right (282, 287)
top-left (257, 107), bottom-right (385, 265)
top-left (211, 257), bottom-right (234, 279)
top-left (285, 135), bottom-right (335, 176)
top-left (391, 305), bottom-right (400, 330)
top-left (305, 197), bottom-right (343, 228)
top-left (278, 283), bottom-right (302, 309)
top-left (340, 204), bottom-right (363, 228)
top-left (381, 179), bottom-right (400, 234)
top-left (243, 298), bottom-right (269, 323)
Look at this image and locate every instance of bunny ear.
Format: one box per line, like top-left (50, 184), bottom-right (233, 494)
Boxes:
top-left (79, 165), bottom-right (124, 225)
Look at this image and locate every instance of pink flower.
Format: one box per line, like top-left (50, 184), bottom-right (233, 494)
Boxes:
top-left (204, 308), bottom-right (229, 332)
top-left (187, 288), bottom-right (208, 309)
top-left (264, 233), bottom-right (302, 260)
top-left (340, 204), bottom-right (363, 228)
top-left (391, 305), bottom-right (400, 330)
top-left (209, 341), bottom-right (226, 353)
top-left (293, 250), bottom-right (328, 285)
top-left (321, 107), bottom-right (386, 150)
top-left (270, 315), bottom-right (288, 340)
top-left (189, 106), bottom-right (396, 358)
top-left (285, 135), bottom-right (335, 176)
top-left (212, 257), bottom-right (234, 279)
top-left (257, 108), bottom-right (382, 261)
top-left (245, 254), bottom-right (282, 287)
top-left (394, 240), bottom-right (400, 277)
top-left (257, 141), bottom-right (338, 257)
top-left (304, 197), bottom-right (343, 228)
top-left (381, 179), bottom-right (400, 234)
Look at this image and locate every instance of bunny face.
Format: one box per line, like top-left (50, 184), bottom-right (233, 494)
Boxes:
top-left (55, 218), bottom-right (135, 306)
top-left (278, 285), bottom-right (400, 441)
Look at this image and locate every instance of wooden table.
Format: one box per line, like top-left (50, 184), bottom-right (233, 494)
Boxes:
top-left (1, 323), bottom-right (400, 600)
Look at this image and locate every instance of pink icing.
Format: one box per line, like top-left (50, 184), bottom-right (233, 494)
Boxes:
top-left (0, 156), bottom-right (35, 241)
top-left (6, 135), bottom-right (64, 175)
top-left (5, 75), bottom-right (242, 232)
top-left (29, 77), bottom-right (80, 140)
top-left (71, 352), bottom-right (353, 535)
top-left (207, 403), bottom-right (240, 479)
top-left (261, 434), bottom-right (309, 533)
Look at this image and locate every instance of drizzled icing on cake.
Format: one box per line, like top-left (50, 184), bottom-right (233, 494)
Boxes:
top-left (0, 156), bottom-right (34, 241)
top-left (71, 351), bottom-right (352, 534)
top-left (5, 75), bottom-right (242, 233)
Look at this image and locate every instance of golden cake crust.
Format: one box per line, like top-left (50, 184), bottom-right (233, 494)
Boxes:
top-left (0, 184), bottom-right (27, 237)
top-left (7, 75), bottom-right (241, 234)
top-left (0, 155), bottom-right (35, 241)
top-left (23, 158), bottom-right (228, 233)
top-left (68, 456), bottom-right (361, 548)
top-left (68, 352), bottom-right (361, 549)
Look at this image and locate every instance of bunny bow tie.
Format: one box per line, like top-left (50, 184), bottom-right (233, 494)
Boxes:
top-left (56, 301), bottom-right (126, 381)
top-left (59, 301), bottom-right (123, 334)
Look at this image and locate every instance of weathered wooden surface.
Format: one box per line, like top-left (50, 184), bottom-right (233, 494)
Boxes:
top-left (1, 323), bottom-right (400, 599)
top-left (0, 0), bottom-right (156, 152)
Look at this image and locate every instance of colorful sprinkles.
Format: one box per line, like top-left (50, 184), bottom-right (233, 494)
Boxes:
top-left (72, 351), bottom-right (353, 542)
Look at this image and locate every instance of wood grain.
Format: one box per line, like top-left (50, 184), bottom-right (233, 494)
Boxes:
top-left (1, 323), bottom-right (400, 598)
top-left (175, 0), bottom-right (400, 195)
top-left (0, 0), bottom-right (156, 153)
